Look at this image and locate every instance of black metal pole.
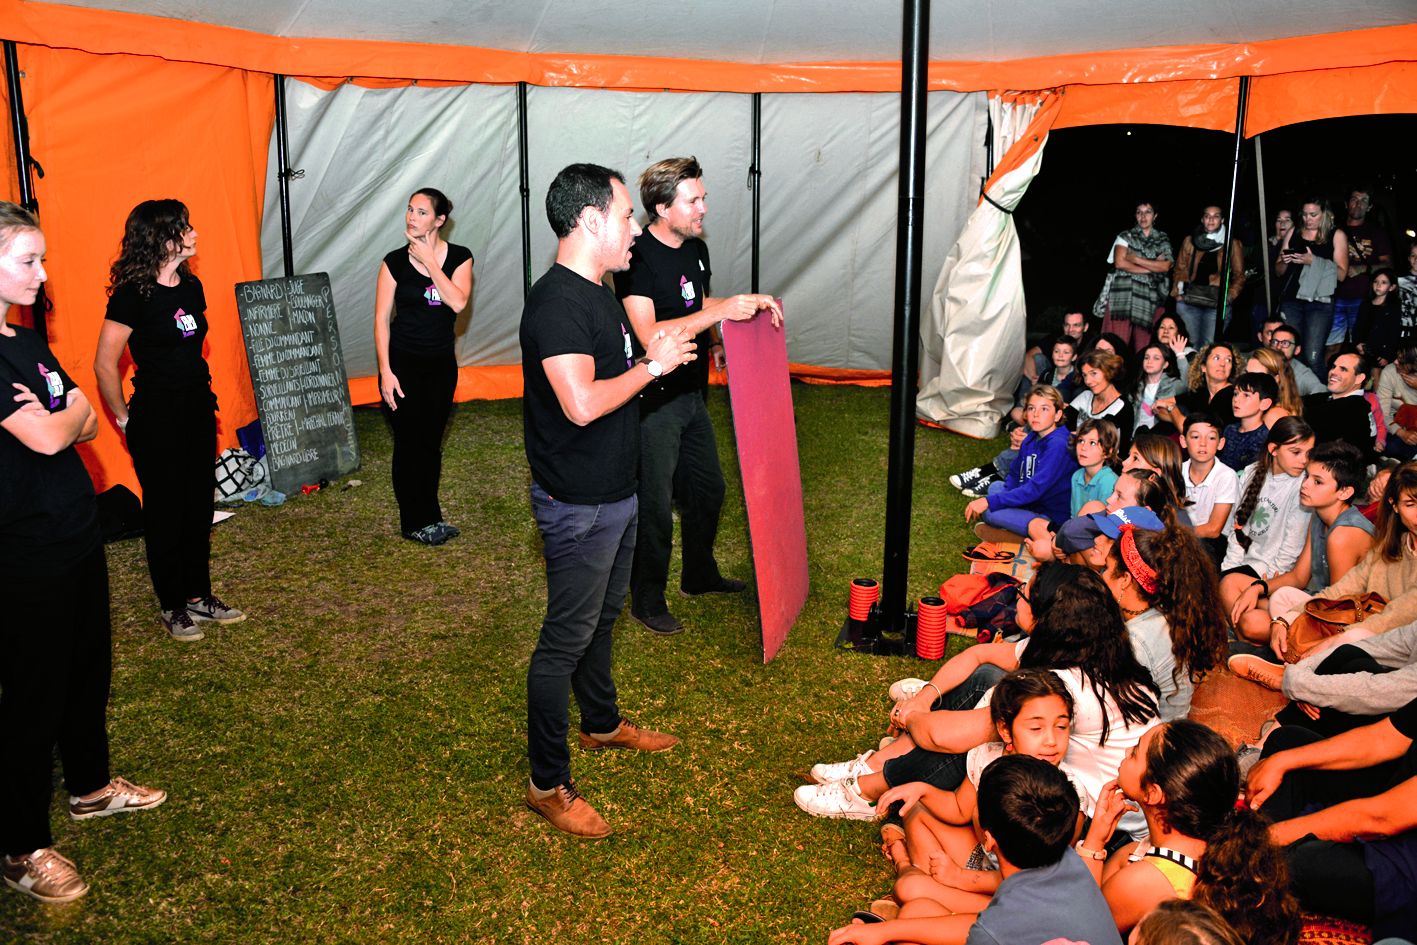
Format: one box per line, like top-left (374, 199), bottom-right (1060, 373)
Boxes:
top-left (4, 39), bottom-right (47, 336)
top-left (750, 92), bottom-right (762, 293)
top-left (881, 0), bottom-right (930, 637)
top-left (273, 74), bottom-right (295, 277)
top-left (517, 81), bottom-right (531, 299)
top-left (1216, 75), bottom-right (1250, 338)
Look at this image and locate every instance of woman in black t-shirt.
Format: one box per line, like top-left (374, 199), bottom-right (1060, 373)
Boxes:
top-left (93, 199), bottom-right (244, 641)
top-left (0, 203), bottom-right (165, 904)
top-left (372, 187), bottom-right (474, 545)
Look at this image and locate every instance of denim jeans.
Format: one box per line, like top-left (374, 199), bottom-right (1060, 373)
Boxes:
top-left (526, 482), bottom-right (637, 790)
top-left (1330, 296), bottom-right (1362, 346)
top-left (1281, 298), bottom-right (1334, 373)
top-left (1176, 299), bottom-right (1224, 349)
top-left (980, 479), bottom-right (1044, 535)
top-left (881, 664), bottom-right (1007, 791)
top-left (632, 391), bottom-right (726, 616)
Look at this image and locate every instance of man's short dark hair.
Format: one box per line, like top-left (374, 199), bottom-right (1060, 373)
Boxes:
top-left (546, 163), bottom-right (624, 239)
top-left (976, 754), bottom-right (1079, 869)
top-left (639, 156), bottom-right (703, 222)
top-left (1330, 349), bottom-right (1369, 381)
top-left (1234, 371), bottom-right (1279, 405)
top-left (1270, 323), bottom-right (1301, 346)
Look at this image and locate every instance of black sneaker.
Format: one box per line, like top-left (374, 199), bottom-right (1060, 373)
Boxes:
top-left (949, 465), bottom-right (992, 491)
top-left (403, 524), bottom-right (450, 546)
top-left (680, 577), bottom-right (747, 597)
top-left (631, 610), bottom-right (685, 636)
top-left (960, 474), bottom-right (1001, 499)
top-left (436, 521), bottom-right (461, 540)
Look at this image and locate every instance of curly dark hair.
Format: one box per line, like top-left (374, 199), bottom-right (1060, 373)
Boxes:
top-left (107, 199), bottom-right (193, 298)
top-left (1193, 808), bottom-right (1302, 945)
top-left (1109, 525), bottom-right (1227, 681)
top-left (1019, 564), bottom-right (1158, 743)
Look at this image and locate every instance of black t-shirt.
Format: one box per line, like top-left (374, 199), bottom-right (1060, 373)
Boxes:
top-left (1337, 221), bottom-right (1393, 302)
top-left (104, 273), bottom-right (212, 392)
top-left (384, 243), bottom-right (474, 356)
top-left (1303, 392), bottom-right (1376, 461)
top-left (615, 229), bottom-right (712, 403)
top-left (520, 265), bottom-right (639, 505)
top-left (0, 326), bottom-right (101, 574)
top-left (1177, 384), bottom-right (1236, 429)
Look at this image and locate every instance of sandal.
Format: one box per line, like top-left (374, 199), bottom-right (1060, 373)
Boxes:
top-left (851, 911), bottom-right (886, 924)
top-left (880, 823), bottom-right (912, 873)
top-left (962, 542), bottom-right (1015, 563)
top-left (869, 898), bottom-right (901, 920)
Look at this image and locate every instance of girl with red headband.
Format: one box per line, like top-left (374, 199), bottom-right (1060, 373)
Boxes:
top-left (1101, 523), bottom-right (1229, 720)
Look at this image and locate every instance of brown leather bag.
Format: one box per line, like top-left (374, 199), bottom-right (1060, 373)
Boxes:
top-left (1284, 592), bottom-right (1386, 663)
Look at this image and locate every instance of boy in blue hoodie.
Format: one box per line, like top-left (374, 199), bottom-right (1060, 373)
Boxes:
top-left (965, 386), bottom-right (1078, 538)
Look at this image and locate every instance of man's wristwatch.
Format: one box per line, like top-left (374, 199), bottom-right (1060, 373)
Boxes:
top-left (637, 356), bottom-right (663, 378)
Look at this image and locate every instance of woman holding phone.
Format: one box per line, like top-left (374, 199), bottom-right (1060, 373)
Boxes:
top-left (1277, 198), bottom-right (1349, 374)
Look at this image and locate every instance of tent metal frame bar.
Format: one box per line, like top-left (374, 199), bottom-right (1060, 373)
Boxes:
top-left (1255, 134), bottom-right (1272, 316)
top-left (750, 92), bottom-right (762, 293)
top-left (1214, 75), bottom-right (1251, 336)
top-left (517, 81), bottom-right (531, 299)
top-left (880, 0), bottom-right (930, 642)
top-left (273, 74), bottom-right (297, 277)
top-left (3, 39), bottom-right (48, 336)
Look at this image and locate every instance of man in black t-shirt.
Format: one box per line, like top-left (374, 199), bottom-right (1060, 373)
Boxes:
top-left (1302, 351), bottom-right (1377, 461)
top-left (616, 156), bottom-right (782, 635)
top-left (519, 164), bottom-right (696, 839)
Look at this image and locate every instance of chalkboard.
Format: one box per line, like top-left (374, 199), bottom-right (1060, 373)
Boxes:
top-left (234, 273), bottom-right (359, 495)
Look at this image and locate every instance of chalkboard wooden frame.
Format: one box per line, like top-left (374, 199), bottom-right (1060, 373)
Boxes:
top-left (235, 273), bottom-right (360, 495)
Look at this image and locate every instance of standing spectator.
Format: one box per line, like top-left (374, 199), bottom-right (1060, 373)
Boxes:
top-left (1172, 206), bottom-right (1246, 348)
top-left (93, 199), bottom-right (244, 640)
top-left (1101, 202), bottom-right (1174, 351)
top-left (1252, 209), bottom-right (1296, 333)
top-left (1, 203), bottom-right (166, 904)
top-left (1399, 242), bottom-right (1417, 335)
top-left (1276, 198), bottom-right (1349, 374)
top-left (1354, 268), bottom-right (1404, 368)
top-left (371, 187), bottom-right (474, 546)
top-left (1332, 188), bottom-right (1393, 353)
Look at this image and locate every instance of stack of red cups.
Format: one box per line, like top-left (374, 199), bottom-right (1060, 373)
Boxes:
top-left (916, 596), bottom-right (947, 659)
top-left (848, 578), bottom-right (879, 622)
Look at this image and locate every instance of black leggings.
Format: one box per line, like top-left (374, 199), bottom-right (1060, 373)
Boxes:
top-left (384, 346), bottom-right (457, 533)
top-left (1274, 644), bottom-right (1394, 737)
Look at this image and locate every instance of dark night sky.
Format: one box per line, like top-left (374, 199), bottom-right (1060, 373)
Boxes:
top-left (1014, 113), bottom-right (1417, 338)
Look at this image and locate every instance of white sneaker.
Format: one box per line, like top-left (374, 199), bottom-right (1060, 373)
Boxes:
top-left (889, 678), bottom-right (928, 702)
top-left (793, 777), bottom-right (876, 820)
top-left (809, 749), bottom-right (875, 784)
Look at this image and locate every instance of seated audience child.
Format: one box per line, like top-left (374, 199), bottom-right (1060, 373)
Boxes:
top-left (798, 566), bottom-right (1159, 826)
top-left (1217, 418), bottom-right (1315, 613)
top-left (1245, 346), bottom-right (1301, 428)
top-left (1376, 347), bottom-right (1417, 461)
top-left (1079, 720), bottom-right (1300, 942)
top-left (874, 670), bottom-right (1088, 918)
top-left (1071, 349), bottom-right (1135, 454)
top-left (1100, 524), bottom-right (1228, 721)
top-left (1216, 372), bottom-right (1277, 470)
top-left (1133, 343), bottom-right (1184, 436)
top-left (1010, 334), bottom-right (1081, 428)
top-left (964, 386), bottom-right (1077, 539)
top-left (1227, 442), bottom-right (1373, 655)
top-left (1249, 698), bottom-right (1417, 941)
top-left (1025, 418), bottom-right (1120, 552)
top-left (827, 756), bottom-right (1123, 945)
top-left (1035, 473), bottom-right (1175, 566)
top-left (1130, 900), bottom-right (1245, 945)
top-left (1181, 413), bottom-right (1237, 567)
top-left (1154, 343), bottom-right (1237, 433)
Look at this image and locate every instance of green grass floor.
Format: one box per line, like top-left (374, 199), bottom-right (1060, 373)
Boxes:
top-left (1, 384), bottom-right (1004, 944)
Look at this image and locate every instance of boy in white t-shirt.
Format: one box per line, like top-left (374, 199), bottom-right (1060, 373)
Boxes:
top-left (1181, 411), bottom-right (1238, 568)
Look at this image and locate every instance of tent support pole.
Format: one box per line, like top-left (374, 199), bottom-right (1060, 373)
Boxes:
top-left (518, 81), bottom-right (531, 299)
top-left (1255, 134), bottom-right (1272, 316)
top-left (1216, 75), bottom-right (1250, 338)
top-left (750, 92), bottom-right (762, 293)
top-left (3, 39), bottom-right (47, 336)
top-left (880, 0), bottom-right (930, 642)
top-left (273, 74), bottom-right (296, 277)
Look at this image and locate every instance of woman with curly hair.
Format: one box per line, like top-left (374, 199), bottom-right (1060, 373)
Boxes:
top-left (1078, 719), bottom-right (1300, 943)
top-left (94, 199), bottom-right (243, 641)
top-left (1100, 524), bottom-right (1228, 720)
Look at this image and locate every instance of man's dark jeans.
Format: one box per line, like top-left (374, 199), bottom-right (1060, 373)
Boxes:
top-left (527, 482), bottom-right (636, 790)
top-left (632, 391), bottom-right (726, 616)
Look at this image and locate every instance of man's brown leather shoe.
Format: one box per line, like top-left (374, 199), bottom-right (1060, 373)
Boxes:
top-left (578, 717), bottom-right (679, 753)
top-left (525, 781), bottom-right (612, 838)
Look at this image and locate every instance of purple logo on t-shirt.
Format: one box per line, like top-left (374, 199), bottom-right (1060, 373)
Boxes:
top-left (680, 275), bottom-right (696, 308)
top-left (36, 362), bottom-right (64, 409)
top-left (174, 308), bottom-right (198, 338)
top-left (423, 285), bottom-right (443, 306)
